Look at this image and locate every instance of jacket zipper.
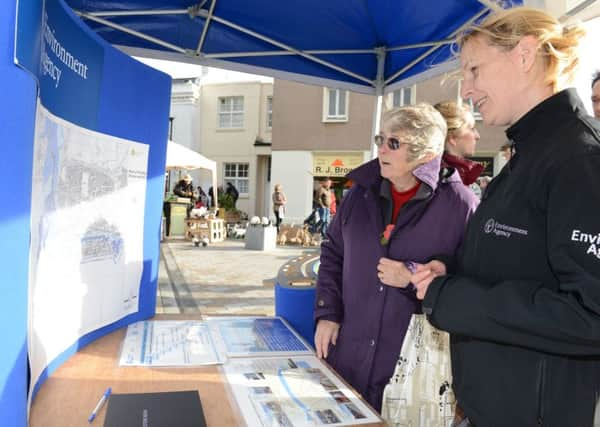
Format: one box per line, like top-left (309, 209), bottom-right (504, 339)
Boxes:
top-left (536, 358), bottom-right (547, 425)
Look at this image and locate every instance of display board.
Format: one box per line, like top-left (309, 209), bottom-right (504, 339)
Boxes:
top-left (13, 0), bottom-right (172, 413)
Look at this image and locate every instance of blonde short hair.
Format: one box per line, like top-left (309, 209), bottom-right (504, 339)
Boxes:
top-left (433, 101), bottom-right (472, 144)
top-left (458, 7), bottom-right (585, 92)
top-left (381, 103), bottom-right (447, 162)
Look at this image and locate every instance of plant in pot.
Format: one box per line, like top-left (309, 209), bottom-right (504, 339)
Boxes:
top-left (218, 193), bottom-right (242, 223)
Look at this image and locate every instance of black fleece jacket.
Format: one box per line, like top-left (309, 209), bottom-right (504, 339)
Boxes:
top-left (424, 89), bottom-right (600, 427)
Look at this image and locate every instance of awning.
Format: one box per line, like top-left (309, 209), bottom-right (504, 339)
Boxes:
top-left (166, 140), bottom-right (216, 172)
top-left (64, 0), bottom-right (527, 96)
top-left (166, 140), bottom-right (218, 206)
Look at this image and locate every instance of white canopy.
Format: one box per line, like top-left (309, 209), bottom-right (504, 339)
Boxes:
top-left (166, 140), bottom-right (216, 172)
top-left (166, 140), bottom-right (218, 207)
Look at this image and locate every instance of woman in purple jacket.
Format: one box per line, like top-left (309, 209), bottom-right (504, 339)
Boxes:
top-left (314, 103), bottom-right (479, 412)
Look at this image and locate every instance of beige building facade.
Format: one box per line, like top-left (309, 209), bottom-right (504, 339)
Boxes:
top-left (168, 76), bottom-right (274, 219)
top-left (199, 81), bottom-right (273, 217)
top-left (270, 76), bottom-right (509, 224)
top-left (168, 72), bottom-right (509, 224)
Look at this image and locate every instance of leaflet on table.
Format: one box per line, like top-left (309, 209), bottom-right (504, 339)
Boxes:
top-left (206, 316), bottom-right (313, 357)
top-left (223, 355), bottom-right (380, 426)
top-left (119, 320), bottom-right (223, 366)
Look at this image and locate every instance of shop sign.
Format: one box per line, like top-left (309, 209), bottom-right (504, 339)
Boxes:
top-left (313, 153), bottom-right (364, 177)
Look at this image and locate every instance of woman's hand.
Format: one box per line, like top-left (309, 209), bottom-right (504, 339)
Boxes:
top-left (412, 260), bottom-right (447, 300)
top-left (314, 319), bottom-right (340, 359)
top-left (377, 257), bottom-right (412, 288)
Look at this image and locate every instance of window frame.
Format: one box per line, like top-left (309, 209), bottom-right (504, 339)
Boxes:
top-left (223, 162), bottom-right (249, 196)
top-left (266, 96), bottom-right (273, 129)
top-left (390, 85), bottom-right (416, 107)
top-left (462, 98), bottom-right (483, 121)
top-left (457, 81), bottom-right (482, 121)
top-left (322, 88), bottom-right (349, 122)
top-left (218, 96), bottom-right (245, 129)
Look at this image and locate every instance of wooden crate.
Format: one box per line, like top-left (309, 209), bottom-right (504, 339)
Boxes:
top-left (184, 218), bottom-right (210, 241)
top-left (208, 218), bottom-right (224, 242)
top-left (185, 218), bottom-right (224, 243)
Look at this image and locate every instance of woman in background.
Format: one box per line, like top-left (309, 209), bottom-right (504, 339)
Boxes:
top-left (272, 184), bottom-right (287, 233)
top-left (434, 101), bottom-right (483, 196)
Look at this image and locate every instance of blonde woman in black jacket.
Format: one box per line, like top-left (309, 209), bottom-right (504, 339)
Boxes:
top-left (413, 7), bottom-right (600, 427)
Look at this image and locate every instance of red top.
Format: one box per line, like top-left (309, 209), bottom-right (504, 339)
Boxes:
top-left (330, 191), bottom-right (337, 216)
top-left (391, 181), bottom-right (420, 224)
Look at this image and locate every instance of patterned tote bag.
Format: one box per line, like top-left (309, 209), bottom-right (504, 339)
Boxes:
top-left (381, 313), bottom-right (456, 427)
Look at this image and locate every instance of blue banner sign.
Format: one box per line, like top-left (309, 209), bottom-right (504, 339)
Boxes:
top-left (16, 0), bottom-right (104, 128)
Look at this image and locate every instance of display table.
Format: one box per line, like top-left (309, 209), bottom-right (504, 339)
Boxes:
top-left (29, 315), bottom-right (242, 427)
top-left (29, 314), bottom-right (384, 427)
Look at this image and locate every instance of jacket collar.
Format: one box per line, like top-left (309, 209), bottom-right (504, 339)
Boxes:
top-left (505, 88), bottom-right (586, 149)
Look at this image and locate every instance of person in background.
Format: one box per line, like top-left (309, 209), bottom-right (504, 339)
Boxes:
top-left (314, 103), bottom-right (478, 412)
top-left (272, 184), bottom-right (287, 233)
top-left (195, 186), bottom-right (208, 208)
top-left (499, 141), bottom-right (514, 163)
top-left (341, 179), bottom-right (353, 200)
top-left (413, 7), bottom-right (600, 426)
top-left (476, 175), bottom-right (491, 196)
top-left (592, 70), bottom-right (600, 119)
top-left (326, 178), bottom-right (337, 217)
top-left (315, 178), bottom-right (332, 238)
top-left (173, 174), bottom-right (195, 217)
top-left (225, 182), bottom-right (239, 209)
top-left (434, 101), bottom-right (483, 195)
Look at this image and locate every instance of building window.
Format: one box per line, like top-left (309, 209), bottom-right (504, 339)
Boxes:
top-left (457, 80), bottom-right (482, 121)
top-left (266, 96), bottom-right (273, 128)
top-left (218, 96), bottom-right (244, 128)
top-left (462, 98), bottom-right (482, 121)
top-left (323, 88), bottom-right (348, 122)
top-left (224, 163), bottom-right (249, 195)
top-left (391, 86), bottom-right (415, 107)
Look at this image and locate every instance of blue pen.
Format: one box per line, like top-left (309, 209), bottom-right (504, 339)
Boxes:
top-left (88, 387), bottom-right (112, 423)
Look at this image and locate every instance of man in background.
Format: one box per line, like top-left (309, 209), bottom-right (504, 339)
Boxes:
top-left (225, 182), bottom-right (239, 209)
top-left (315, 178), bottom-right (332, 238)
top-left (173, 174), bottom-right (195, 217)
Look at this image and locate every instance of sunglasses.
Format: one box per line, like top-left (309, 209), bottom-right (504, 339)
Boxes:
top-left (373, 135), bottom-right (403, 150)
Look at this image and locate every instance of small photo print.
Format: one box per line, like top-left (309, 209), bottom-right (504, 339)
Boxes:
top-left (262, 401), bottom-right (293, 427)
top-left (344, 403), bottom-right (366, 419)
top-left (244, 372), bottom-right (266, 380)
top-left (315, 409), bottom-right (341, 424)
top-left (249, 386), bottom-right (273, 395)
top-left (319, 376), bottom-right (337, 391)
top-left (329, 390), bottom-right (350, 403)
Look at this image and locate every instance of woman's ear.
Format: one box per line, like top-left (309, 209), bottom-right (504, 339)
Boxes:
top-left (446, 134), bottom-right (458, 149)
top-left (515, 35), bottom-right (538, 73)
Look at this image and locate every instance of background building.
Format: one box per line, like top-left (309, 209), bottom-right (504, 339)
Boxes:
top-left (166, 69), bottom-right (273, 218)
top-left (270, 75), bottom-right (508, 223)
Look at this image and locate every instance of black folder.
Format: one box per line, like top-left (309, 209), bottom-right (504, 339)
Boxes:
top-left (103, 390), bottom-right (207, 427)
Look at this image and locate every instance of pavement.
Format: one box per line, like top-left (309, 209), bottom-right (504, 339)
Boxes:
top-left (156, 237), bottom-right (320, 316)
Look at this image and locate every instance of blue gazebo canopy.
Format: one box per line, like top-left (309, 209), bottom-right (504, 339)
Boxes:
top-left (64, 0), bottom-right (524, 95)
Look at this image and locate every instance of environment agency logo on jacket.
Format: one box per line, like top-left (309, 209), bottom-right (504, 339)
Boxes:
top-left (571, 229), bottom-right (600, 259)
top-left (483, 218), bottom-right (528, 239)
